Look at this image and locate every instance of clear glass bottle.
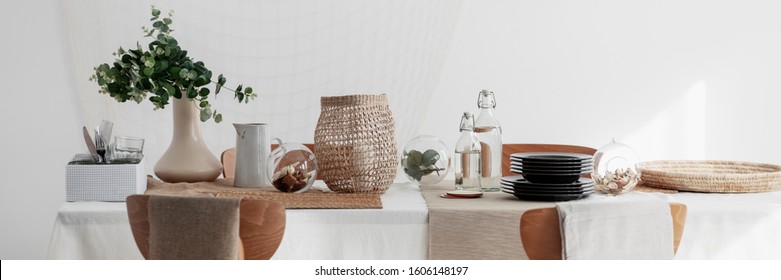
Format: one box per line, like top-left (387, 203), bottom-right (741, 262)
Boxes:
top-left (454, 112), bottom-right (482, 191)
top-left (474, 89), bottom-right (502, 192)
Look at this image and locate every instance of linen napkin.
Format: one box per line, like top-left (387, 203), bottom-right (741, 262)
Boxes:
top-left (555, 192), bottom-right (674, 260)
top-left (148, 195), bottom-right (241, 260)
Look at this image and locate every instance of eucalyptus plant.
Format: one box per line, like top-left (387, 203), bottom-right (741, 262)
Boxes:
top-left (403, 149), bottom-right (445, 181)
top-left (89, 6), bottom-right (255, 123)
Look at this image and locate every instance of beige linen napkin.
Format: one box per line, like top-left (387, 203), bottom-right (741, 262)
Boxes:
top-left (148, 195), bottom-right (241, 260)
top-left (555, 192), bottom-right (673, 260)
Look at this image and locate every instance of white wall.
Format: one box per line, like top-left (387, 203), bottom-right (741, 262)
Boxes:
top-left (0, 0), bottom-right (83, 259)
top-left (1, 0), bottom-right (780, 259)
top-left (424, 0), bottom-right (781, 165)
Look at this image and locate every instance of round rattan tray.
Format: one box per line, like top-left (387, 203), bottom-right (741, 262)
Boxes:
top-left (638, 160), bottom-right (781, 193)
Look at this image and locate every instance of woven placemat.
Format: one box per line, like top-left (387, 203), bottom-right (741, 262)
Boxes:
top-left (145, 177), bottom-right (382, 209)
top-left (216, 189), bottom-right (382, 209)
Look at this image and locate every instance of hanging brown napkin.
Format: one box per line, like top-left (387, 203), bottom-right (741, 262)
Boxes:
top-left (148, 195), bottom-right (241, 260)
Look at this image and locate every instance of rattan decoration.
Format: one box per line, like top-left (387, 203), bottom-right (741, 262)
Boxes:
top-left (314, 94), bottom-right (398, 193)
top-left (638, 160), bottom-right (781, 193)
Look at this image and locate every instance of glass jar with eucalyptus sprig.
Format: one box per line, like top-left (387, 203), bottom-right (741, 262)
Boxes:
top-left (89, 6), bottom-right (258, 182)
top-left (401, 135), bottom-right (451, 186)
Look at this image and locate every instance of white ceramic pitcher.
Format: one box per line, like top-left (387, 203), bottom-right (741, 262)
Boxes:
top-left (233, 123), bottom-right (271, 188)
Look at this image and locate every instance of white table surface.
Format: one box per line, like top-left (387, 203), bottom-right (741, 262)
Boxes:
top-left (664, 191), bottom-right (781, 259)
top-left (47, 182), bottom-right (781, 260)
top-left (46, 182), bottom-right (429, 260)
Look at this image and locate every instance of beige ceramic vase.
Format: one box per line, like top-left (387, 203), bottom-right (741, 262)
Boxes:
top-left (154, 98), bottom-right (222, 182)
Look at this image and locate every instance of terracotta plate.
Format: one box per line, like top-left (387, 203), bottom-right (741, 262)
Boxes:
top-left (442, 190), bottom-right (483, 198)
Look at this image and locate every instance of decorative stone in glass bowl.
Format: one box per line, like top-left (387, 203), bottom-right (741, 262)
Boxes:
top-left (267, 142), bottom-right (318, 193)
top-left (592, 140), bottom-right (641, 195)
top-left (401, 135), bottom-right (451, 186)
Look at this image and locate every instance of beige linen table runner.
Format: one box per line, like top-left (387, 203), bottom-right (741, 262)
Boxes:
top-left (421, 181), bottom-right (555, 259)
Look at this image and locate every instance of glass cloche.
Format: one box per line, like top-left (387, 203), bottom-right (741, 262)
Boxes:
top-left (592, 139), bottom-right (641, 195)
top-left (401, 135), bottom-right (451, 186)
top-left (267, 142), bottom-right (318, 193)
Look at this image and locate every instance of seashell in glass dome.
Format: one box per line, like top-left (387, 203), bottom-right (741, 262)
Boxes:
top-left (592, 139), bottom-right (641, 195)
top-left (266, 141), bottom-right (318, 193)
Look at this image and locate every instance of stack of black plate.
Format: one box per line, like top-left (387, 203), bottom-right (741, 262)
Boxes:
top-left (501, 152), bottom-right (595, 201)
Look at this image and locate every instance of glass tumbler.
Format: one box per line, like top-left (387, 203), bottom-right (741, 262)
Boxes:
top-left (113, 136), bottom-right (145, 164)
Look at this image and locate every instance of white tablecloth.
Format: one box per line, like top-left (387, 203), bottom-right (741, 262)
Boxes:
top-left (47, 182), bottom-right (781, 259)
top-left (46, 182), bottom-right (429, 260)
top-left (665, 191), bottom-right (781, 260)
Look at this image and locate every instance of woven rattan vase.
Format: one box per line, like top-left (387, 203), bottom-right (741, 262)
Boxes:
top-left (314, 94), bottom-right (398, 193)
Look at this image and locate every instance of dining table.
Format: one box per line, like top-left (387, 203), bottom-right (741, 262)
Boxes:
top-left (47, 180), bottom-right (781, 259)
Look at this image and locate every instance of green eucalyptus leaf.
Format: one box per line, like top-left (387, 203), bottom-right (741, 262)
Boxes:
top-left (198, 87), bottom-right (210, 97)
top-left (217, 74), bottom-right (226, 85)
top-left (237, 92), bottom-right (244, 103)
top-left (194, 76), bottom-right (209, 87)
top-left (172, 86), bottom-right (182, 99)
top-left (140, 78), bottom-right (152, 90)
top-left (155, 60), bottom-right (168, 72)
top-left (405, 166), bottom-right (423, 181)
top-left (422, 150), bottom-right (440, 166)
top-left (179, 68), bottom-right (189, 79)
top-left (199, 107), bottom-right (212, 122)
top-left (406, 150), bottom-right (423, 167)
top-left (215, 83), bottom-right (222, 94)
top-left (199, 101), bottom-right (208, 108)
top-left (214, 113), bottom-right (223, 123)
top-left (245, 87), bottom-right (253, 94)
top-left (163, 18), bottom-right (172, 25)
top-left (162, 83), bottom-right (175, 95)
top-left (107, 67), bottom-right (119, 77)
top-left (143, 57), bottom-right (155, 68)
top-left (169, 67), bottom-right (181, 76)
top-left (143, 67), bottom-right (153, 76)
top-left (151, 8), bottom-right (161, 17)
top-left (187, 87), bottom-right (197, 99)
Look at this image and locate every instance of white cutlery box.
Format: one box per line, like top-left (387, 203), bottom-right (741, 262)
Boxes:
top-left (66, 158), bottom-right (147, 202)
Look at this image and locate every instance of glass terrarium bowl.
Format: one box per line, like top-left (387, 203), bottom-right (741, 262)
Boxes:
top-left (266, 142), bottom-right (318, 193)
top-left (591, 140), bottom-right (641, 195)
top-left (401, 135), bottom-right (451, 186)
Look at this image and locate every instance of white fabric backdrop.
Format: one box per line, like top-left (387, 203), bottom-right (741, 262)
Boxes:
top-left (64, 0), bottom-right (463, 177)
